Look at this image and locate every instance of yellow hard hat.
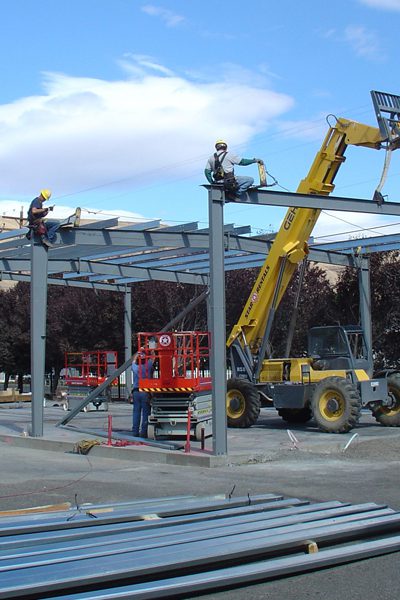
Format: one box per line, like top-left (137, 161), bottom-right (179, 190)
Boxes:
top-left (40, 189), bottom-right (52, 201)
top-left (215, 139), bottom-right (227, 149)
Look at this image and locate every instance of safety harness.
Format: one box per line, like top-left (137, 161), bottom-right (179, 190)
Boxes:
top-left (213, 151), bottom-right (238, 193)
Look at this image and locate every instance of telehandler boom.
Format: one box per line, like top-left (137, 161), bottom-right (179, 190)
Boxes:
top-left (226, 90), bottom-right (400, 433)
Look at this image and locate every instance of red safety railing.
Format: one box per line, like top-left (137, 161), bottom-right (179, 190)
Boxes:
top-left (64, 350), bottom-right (118, 388)
top-left (137, 331), bottom-right (211, 393)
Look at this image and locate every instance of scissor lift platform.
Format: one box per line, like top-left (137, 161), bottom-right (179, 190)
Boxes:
top-left (138, 331), bottom-right (212, 440)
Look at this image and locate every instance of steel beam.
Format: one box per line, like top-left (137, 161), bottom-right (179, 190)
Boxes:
top-left (0, 273), bottom-right (127, 291)
top-left (59, 535), bottom-right (400, 599)
top-left (208, 191), bottom-right (227, 456)
top-left (0, 508), bottom-right (394, 572)
top-left (207, 184), bottom-right (400, 215)
top-left (359, 256), bottom-right (373, 374)
top-left (0, 504), bottom-right (390, 566)
top-left (124, 287), bottom-right (132, 400)
top-left (30, 240), bottom-right (49, 437)
top-left (1, 511), bottom-right (400, 597)
top-left (312, 232), bottom-right (400, 254)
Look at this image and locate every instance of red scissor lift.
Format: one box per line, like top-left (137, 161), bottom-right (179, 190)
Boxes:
top-left (64, 350), bottom-right (118, 412)
top-left (138, 331), bottom-right (212, 440)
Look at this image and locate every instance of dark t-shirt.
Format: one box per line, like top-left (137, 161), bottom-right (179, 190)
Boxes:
top-left (28, 197), bottom-right (42, 225)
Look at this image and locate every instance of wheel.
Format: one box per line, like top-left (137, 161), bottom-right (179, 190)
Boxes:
top-left (195, 423), bottom-right (204, 441)
top-left (277, 407), bottom-right (312, 424)
top-left (311, 376), bottom-right (361, 433)
top-left (195, 422), bottom-right (211, 441)
top-left (147, 424), bottom-right (156, 440)
top-left (226, 379), bottom-right (260, 428)
top-left (371, 373), bottom-right (400, 427)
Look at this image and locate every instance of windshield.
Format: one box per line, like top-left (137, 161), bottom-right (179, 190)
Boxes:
top-left (309, 328), bottom-right (349, 357)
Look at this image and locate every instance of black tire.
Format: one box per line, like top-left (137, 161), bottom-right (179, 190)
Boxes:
top-left (277, 407), bottom-right (312, 424)
top-left (311, 376), bottom-right (361, 433)
top-left (226, 378), bottom-right (260, 428)
top-left (372, 373), bottom-right (400, 427)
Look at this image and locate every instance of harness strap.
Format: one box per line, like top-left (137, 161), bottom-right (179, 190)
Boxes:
top-left (214, 151), bottom-right (227, 171)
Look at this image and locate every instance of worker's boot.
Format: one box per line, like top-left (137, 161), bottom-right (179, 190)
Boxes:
top-left (225, 191), bottom-right (237, 201)
top-left (40, 236), bottom-right (55, 249)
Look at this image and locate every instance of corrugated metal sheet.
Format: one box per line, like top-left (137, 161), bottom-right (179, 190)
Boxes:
top-left (0, 494), bottom-right (399, 598)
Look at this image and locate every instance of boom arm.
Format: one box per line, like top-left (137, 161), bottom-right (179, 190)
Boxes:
top-left (227, 117), bottom-right (383, 356)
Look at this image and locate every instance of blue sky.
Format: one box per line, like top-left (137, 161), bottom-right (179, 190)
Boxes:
top-left (1, 0), bottom-right (400, 241)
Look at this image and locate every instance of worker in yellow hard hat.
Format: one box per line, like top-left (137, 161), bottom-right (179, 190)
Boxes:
top-left (204, 140), bottom-right (264, 199)
top-left (40, 189), bottom-right (52, 201)
top-left (27, 189), bottom-right (58, 248)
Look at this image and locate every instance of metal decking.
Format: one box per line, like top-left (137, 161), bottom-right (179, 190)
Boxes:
top-left (0, 494), bottom-right (399, 598)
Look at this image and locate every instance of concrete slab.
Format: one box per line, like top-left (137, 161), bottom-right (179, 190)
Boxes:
top-left (1, 401), bottom-right (399, 467)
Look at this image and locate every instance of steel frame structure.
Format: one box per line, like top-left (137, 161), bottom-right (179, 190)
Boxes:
top-left (1, 187), bottom-right (400, 452)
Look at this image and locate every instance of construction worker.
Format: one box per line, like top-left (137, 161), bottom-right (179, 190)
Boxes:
top-left (131, 348), bottom-right (154, 438)
top-left (204, 140), bottom-right (264, 198)
top-left (27, 189), bottom-right (60, 247)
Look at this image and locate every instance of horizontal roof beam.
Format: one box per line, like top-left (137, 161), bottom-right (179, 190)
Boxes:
top-left (206, 185), bottom-right (400, 216)
top-left (312, 232), bottom-right (400, 254)
top-left (0, 272), bottom-right (128, 291)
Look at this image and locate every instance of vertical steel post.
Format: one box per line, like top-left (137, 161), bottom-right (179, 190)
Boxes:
top-left (124, 287), bottom-right (132, 400)
top-left (208, 188), bottom-right (227, 456)
top-left (30, 240), bottom-right (49, 437)
top-left (359, 256), bottom-right (373, 376)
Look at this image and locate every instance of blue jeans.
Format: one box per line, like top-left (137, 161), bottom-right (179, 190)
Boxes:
top-left (132, 391), bottom-right (150, 436)
top-left (45, 220), bottom-right (61, 242)
top-left (235, 176), bottom-right (254, 195)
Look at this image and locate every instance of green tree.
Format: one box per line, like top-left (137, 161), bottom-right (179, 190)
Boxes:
top-left (132, 281), bottom-right (207, 336)
top-left (335, 251), bottom-right (400, 370)
top-left (225, 262), bottom-right (336, 358)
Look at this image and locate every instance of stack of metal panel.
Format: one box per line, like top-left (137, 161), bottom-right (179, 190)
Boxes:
top-left (0, 493), bottom-right (400, 599)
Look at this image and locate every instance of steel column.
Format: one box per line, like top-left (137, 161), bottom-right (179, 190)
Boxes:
top-left (208, 189), bottom-right (227, 456)
top-left (358, 256), bottom-right (373, 375)
top-left (124, 287), bottom-right (132, 400)
top-left (30, 240), bottom-right (49, 437)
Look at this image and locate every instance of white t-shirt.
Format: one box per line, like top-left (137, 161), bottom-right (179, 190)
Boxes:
top-left (206, 150), bottom-right (242, 175)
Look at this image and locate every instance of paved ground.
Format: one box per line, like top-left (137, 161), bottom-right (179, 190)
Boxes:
top-left (0, 401), bottom-right (399, 599)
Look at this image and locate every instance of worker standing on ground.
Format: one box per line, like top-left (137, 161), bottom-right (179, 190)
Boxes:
top-left (27, 189), bottom-right (60, 247)
top-left (131, 348), bottom-right (154, 438)
top-left (204, 140), bottom-right (264, 198)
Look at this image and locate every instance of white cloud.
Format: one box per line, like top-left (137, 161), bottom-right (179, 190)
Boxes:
top-left (344, 25), bottom-right (384, 60)
top-left (0, 57), bottom-right (294, 199)
top-left (0, 201), bottom-right (147, 225)
top-left (141, 4), bottom-right (185, 27)
top-left (358, 0), bottom-right (400, 11)
top-left (313, 211), bottom-right (400, 243)
top-left (119, 54), bottom-right (175, 77)
top-left (275, 117), bottom-right (328, 142)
